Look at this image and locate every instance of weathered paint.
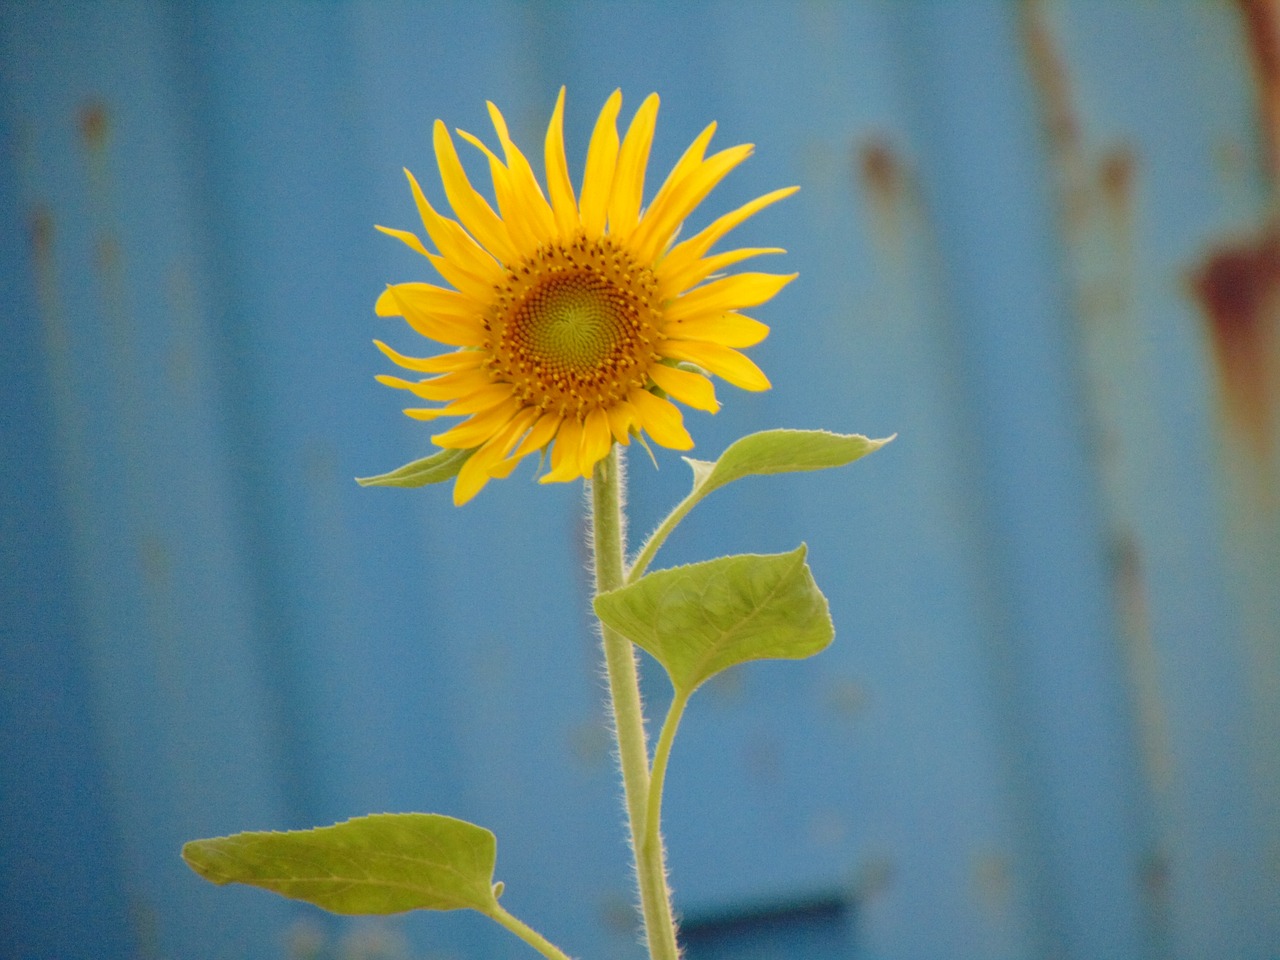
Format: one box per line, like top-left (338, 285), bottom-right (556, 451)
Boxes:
top-left (1022, 2), bottom-right (1280, 957)
top-left (1235, 0), bottom-right (1280, 182)
top-left (1020, 4), bottom-right (1172, 959)
top-left (1188, 228), bottom-right (1280, 463)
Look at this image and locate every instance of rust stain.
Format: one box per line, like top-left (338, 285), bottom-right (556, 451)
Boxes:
top-left (858, 139), bottom-right (904, 201)
top-left (1021, 12), bottom-right (1182, 951)
top-left (1021, 0), bottom-right (1140, 237)
top-left (1021, 0), bottom-right (1081, 157)
top-left (79, 99), bottom-right (110, 152)
top-left (1098, 146), bottom-right (1136, 212)
top-left (1234, 0), bottom-right (1280, 183)
top-left (1112, 535), bottom-right (1175, 791)
top-left (855, 137), bottom-right (912, 259)
top-left (29, 206), bottom-right (70, 358)
top-left (1021, 0), bottom-right (1090, 231)
top-left (1189, 226), bottom-right (1280, 461)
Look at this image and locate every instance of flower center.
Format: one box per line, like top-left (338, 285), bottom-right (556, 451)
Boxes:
top-left (524, 274), bottom-right (623, 373)
top-left (485, 235), bottom-right (662, 417)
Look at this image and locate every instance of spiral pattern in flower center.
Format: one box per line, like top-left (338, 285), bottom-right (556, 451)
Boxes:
top-left (485, 235), bottom-right (662, 417)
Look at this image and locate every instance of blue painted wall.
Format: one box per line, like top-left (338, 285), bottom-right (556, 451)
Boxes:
top-left (2, 2), bottom-right (1277, 959)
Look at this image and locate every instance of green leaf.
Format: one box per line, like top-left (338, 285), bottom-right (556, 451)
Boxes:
top-left (687, 428), bottom-right (893, 499)
top-left (182, 813), bottom-right (501, 916)
top-left (630, 429), bottom-right (892, 581)
top-left (356, 447), bottom-right (474, 488)
top-left (596, 546), bottom-right (834, 695)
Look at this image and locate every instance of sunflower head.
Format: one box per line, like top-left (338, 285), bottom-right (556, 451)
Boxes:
top-left (374, 89), bottom-right (797, 504)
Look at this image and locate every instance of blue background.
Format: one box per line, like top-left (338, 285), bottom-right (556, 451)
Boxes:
top-left (2, 2), bottom-right (1279, 959)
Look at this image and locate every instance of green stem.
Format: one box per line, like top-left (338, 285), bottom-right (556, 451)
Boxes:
top-left (645, 689), bottom-right (690, 865)
top-left (487, 903), bottom-right (575, 960)
top-left (628, 487), bottom-right (699, 584)
top-left (591, 449), bottom-right (681, 960)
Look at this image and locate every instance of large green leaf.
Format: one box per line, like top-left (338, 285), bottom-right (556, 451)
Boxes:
top-left (182, 813), bottom-right (501, 916)
top-left (595, 546), bottom-right (834, 695)
top-left (630, 430), bottom-right (892, 580)
top-left (356, 447), bottom-right (474, 488)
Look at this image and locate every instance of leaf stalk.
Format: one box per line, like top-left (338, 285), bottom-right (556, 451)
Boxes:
top-left (486, 903), bottom-right (575, 960)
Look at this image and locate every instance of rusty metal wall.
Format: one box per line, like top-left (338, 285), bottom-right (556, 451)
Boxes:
top-left (2, 2), bottom-right (1277, 959)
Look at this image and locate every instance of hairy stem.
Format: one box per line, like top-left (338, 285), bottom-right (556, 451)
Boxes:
top-left (591, 449), bottom-right (681, 960)
top-left (487, 903), bottom-right (575, 960)
top-left (628, 487), bottom-right (699, 584)
top-left (645, 689), bottom-right (690, 874)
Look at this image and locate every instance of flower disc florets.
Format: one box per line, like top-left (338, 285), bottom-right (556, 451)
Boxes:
top-left (374, 88), bottom-right (798, 504)
top-left (487, 236), bottom-right (661, 418)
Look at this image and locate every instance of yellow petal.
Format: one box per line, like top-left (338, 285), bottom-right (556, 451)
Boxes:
top-left (544, 87), bottom-right (580, 235)
top-left (663, 340), bottom-right (771, 392)
top-left (666, 272), bottom-right (797, 322)
top-left (403, 407), bottom-right (448, 420)
top-left (630, 121), bottom-right (716, 257)
top-left (453, 435), bottom-right (511, 505)
top-left (540, 417), bottom-right (585, 483)
top-left (634, 143), bottom-right (754, 264)
top-left (374, 224), bottom-right (430, 258)
top-left (376, 282), bottom-right (480, 321)
top-left (436, 380), bottom-right (518, 416)
top-left (373, 339), bottom-right (485, 373)
top-left (381, 287), bottom-right (486, 348)
top-left (667, 311), bottom-right (770, 348)
top-left (662, 247), bottom-right (785, 298)
top-left (433, 119), bottom-right (518, 263)
top-left (579, 407), bottom-right (613, 474)
top-left (403, 168), bottom-right (500, 280)
top-left (400, 313), bottom-right (479, 348)
top-left (487, 101), bottom-right (557, 241)
top-left (512, 410), bottom-right (562, 460)
top-left (375, 373), bottom-right (447, 398)
top-left (493, 405), bottom-right (540, 457)
top-left (488, 456), bottom-right (521, 479)
top-left (608, 93), bottom-right (659, 238)
top-left (375, 367), bottom-right (491, 402)
top-left (579, 89), bottom-right (622, 238)
top-left (484, 407), bottom-right (541, 479)
top-left (606, 400), bottom-right (636, 444)
top-left (456, 127), bottom-right (542, 254)
top-left (423, 249), bottom-right (500, 305)
top-left (661, 186), bottom-right (799, 280)
top-left (648, 362), bottom-right (719, 413)
top-left (433, 396), bottom-right (522, 447)
top-left (374, 216), bottom-right (494, 299)
top-left (629, 388), bottom-right (694, 450)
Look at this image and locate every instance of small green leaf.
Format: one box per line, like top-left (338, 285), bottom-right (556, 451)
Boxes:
top-left (689, 429), bottom-right (892, 499)
top-left (630, 430), bottom-right (892, 581)
top-left (182, 813), bottom-right (500, 916)
top-left (596, 546), bottom-right (834, 694)
top-left (356, 447), bottom-right (474, 488)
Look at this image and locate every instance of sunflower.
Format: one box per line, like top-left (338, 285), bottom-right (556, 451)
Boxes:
top-left (374, 89), bottom-right (797, 504)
